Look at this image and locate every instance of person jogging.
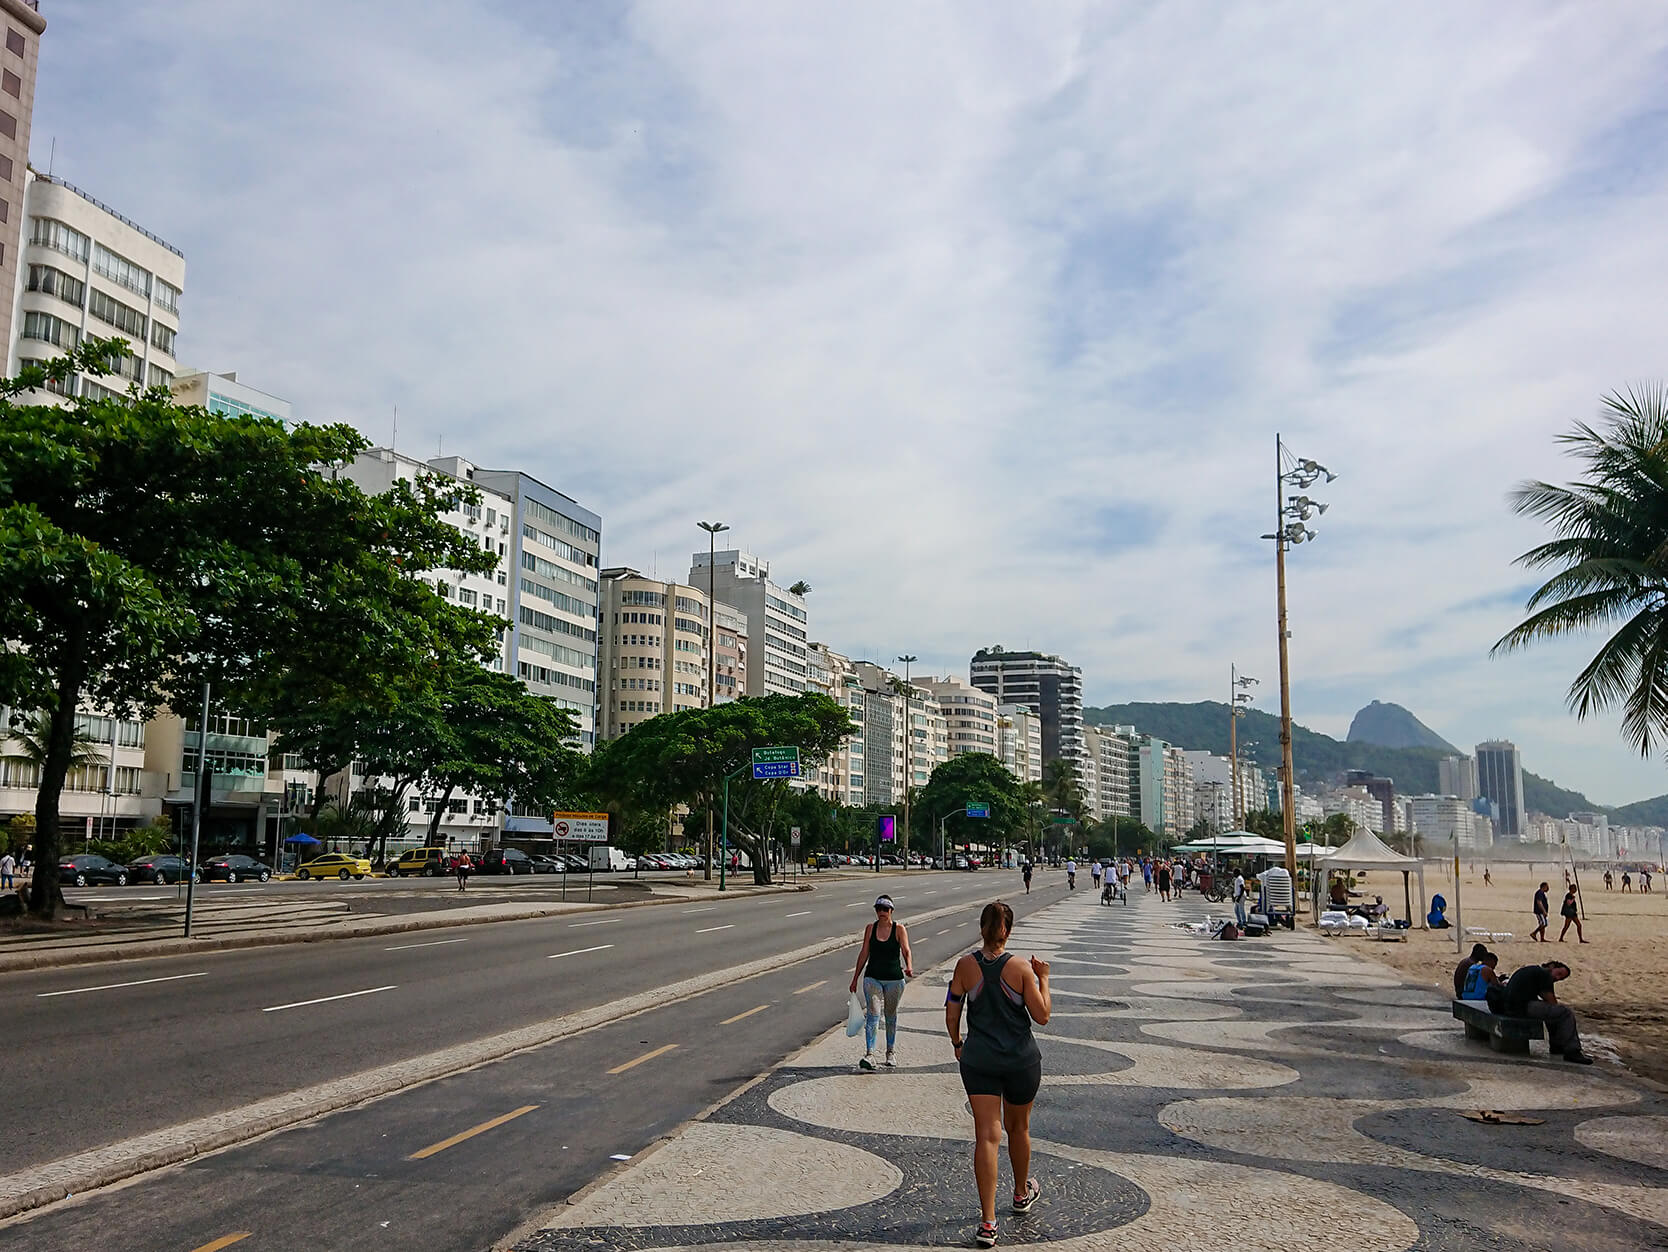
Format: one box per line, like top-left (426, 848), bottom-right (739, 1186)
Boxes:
top-left (849, 894), bottom-right (914, 1070)
top-left (946, 901), bottom-right (1051, 1248)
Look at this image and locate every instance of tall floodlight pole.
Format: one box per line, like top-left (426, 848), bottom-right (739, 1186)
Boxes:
top-left (698, 521), bottom-right (729, 882)
top-left (1229, 666), bottom-right (1258, 828)
top-left (897, 655), bottom-right (916, 870)
top-left (1263, 436), bottom-right (1334, 884)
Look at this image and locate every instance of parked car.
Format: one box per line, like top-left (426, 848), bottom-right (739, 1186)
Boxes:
top-left (478, 848), bottom-right (535, 875)
top-left (127, 854), bottom-right (196, 884)
top-left (200, 853), bottom-right (273, 883)
top-left (296, 852), bottom-right (370, 881)
top-left (528, 854), bottom-right (566, 874)
top-left (59, 854), bottom-right (129, 887)
top-left (391, 848), bottom-right (447, 877)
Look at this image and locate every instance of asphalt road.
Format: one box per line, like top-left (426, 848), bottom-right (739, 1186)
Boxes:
top-left (0, 873), bottom-right (1060, 1252)
top-left (2, 868), bottom-right (1043, 1179)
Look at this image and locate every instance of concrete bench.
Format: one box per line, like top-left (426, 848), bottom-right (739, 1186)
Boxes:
top-left (1452, 998), bottom-right (1544, 1055)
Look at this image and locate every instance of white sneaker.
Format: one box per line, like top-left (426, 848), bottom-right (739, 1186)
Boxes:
top-left (858, 1054), bottom-right (875, 1072)
top-left (883, 1051), bottom-right (896, 1068)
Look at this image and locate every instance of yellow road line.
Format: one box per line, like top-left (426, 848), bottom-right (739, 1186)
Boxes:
top-left (720, 1004), bottom-right (769, 1025)
top-left (408, 1104), bottom-right (540, 1160)
top-left (792, 979), bottom-right (827, 995)
top-left (607, 1043), bottom-right (678, 1074)
top-left (190, 1236), bottom-right (252, 1252)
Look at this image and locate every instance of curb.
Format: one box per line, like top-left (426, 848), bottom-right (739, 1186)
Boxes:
top-left (0, 893), bottom-right (988, 1222)
top-left (0, 883), bottom-right (810, 974)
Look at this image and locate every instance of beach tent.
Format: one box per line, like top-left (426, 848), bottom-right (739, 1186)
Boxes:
top-left (1171, 832), bottom-right (1290, 856)
top-left (1317, 828), bottom-right (1428, 926)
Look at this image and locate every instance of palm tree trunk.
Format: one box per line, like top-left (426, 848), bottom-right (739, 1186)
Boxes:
top-left (27, 658), bottom-right (87, 919)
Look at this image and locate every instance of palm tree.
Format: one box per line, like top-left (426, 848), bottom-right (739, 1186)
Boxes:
top-left (788, 581), bottom-right (811, 596)
top-left (4, 709), bottom-right (107, 776)
top-left (1494, 384), bottom-right (1668, 755)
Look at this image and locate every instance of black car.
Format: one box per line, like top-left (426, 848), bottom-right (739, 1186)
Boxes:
top-left (127, 854), bottom-right (196, 884)
top-left (199, 854), bottom-right (273, 883)
top-left (478, 848), bottom-right (534, 875)
top-left (59, 854), bottom-right (128, 887)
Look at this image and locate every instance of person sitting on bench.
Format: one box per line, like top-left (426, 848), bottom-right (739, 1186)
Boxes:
top-left (1459, 951), bottom-right (1501, 1000)
top-left (1500, 960), bottom-right (1593, 1065)
top-left (1454, 942), bottom-right (1490, 997)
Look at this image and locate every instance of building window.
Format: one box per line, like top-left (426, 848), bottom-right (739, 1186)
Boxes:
top-left (0, 198), bottom-right (7, 223)
top-left (0, 110), bottom-right (14, 140)
top-left (147, 364), bottom-right (172, 388)
top-left (154, 278), bottom-right (180, 315)
top-left (88, 287), bottom-right (147, 337)
top-left (30, 217), bottom-right (90, 263)
top-left (0, 155), bottom-right (10, 182)
top-left (2, 70), bottom-right (17, 97)
top-left (150, 321), bottom-right (175, 354)
top-left (6, 30), bottom-right (23, 57)
top-left (21, 310), bottom-right (78, 349)
top-left (93, 244), bottom-right (152, 299)
top-left (27, 264), bottom-right (84, 308)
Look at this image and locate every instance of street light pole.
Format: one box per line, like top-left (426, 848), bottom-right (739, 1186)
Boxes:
top-left (897, 654), bottom-right (916, 870)
top-left (698, 520), bottom-right (729, 883)
top-left (1229, 665), bottom-right (1257, 829)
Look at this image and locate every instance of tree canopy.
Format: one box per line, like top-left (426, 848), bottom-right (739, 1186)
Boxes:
top-left (913, 753), bottom-right (1030, 852)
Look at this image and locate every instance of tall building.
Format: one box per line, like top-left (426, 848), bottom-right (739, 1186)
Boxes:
top-left (11, 171), bottom-right (185, 401)
top-left (597, 568), bottom-right (713, 740)
top-left (1475, 740), bottom-right (1526, 840)
top-left (995, 704), bottom-right (1043, 785)
top-left (0, 1), bottom-right (46, 354)
top-left (1162, 744), bottom-right (1194, 836)
top-left (921, 676), bottom-right (997, 759)
top-left (1409, 794), bottom-right (1492, 851)
top-left (688, 550), bottom-right (809, 697)
top-left (807, 643), bottom-right (864, 806)
top-left (968, 647), bottom-right (1083, 767)
top-left (1344, 769), bottom-right (1397, 836)
top-left (712, 604), bottom-right (748, 704)
top-left (1082, 725), bottom-right (1133, 821)
top-left (1438, 755), bottom-right (1478, 801)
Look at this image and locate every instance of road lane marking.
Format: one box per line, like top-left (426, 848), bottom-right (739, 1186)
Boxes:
top-left (793, 979), bottom-right (827, 995)
top-left (935, 929), bottom-right (951, 936)
top-left (924, 890), bottom-right (938, 896)
top-left (38, 971), bottom-right (208, 998)
top-left (695, 924), bottom-right (734, 933)
top-left (548, 944), bottom-right (614, 960)
top-left (785, 910), bottom-right (812, 918)
top-left (385, 937), bottom-right (469, 951)
top-left (569, 918), bottom-right (622, 928)
top-left (409, 1104), bottom-right (539, 1160)
top-left (189, 1235), bottom-right (252, 1252)
top-left (262, 985), bottom-right (396, 1013)
top-left (844, 901), bottom-right (867, 907)
top-left (682, 906), bottom-right (716, 914)
top-left (720, 1004), bottom-right (769, 1025)
top-left (607, 1043), bottom-right (677, 1074)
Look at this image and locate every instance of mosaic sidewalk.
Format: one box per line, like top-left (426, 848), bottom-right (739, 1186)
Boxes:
top-left (513, 887), bottom-right (1668, 1251)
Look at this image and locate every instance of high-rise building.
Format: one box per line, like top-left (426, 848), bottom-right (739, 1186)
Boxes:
top-left (1162, 744), bottom-right (1194, 836)
top-left (968, 647), bottom-right (1083, 767)
top-left (995, 704), bottom-right (1043, 785)
top-left (11, 171), bottom-right (185, 401)
top-left (1344, 770), bottom-right (1397, 837)
top-left (0, 1), bottom-right (47, 354)
top-left (1438, 755), bottom-right (1478, 801)
top-left (1409, 794), bottom-right (1492, 851)
top-left (688, 549), bottom-right (809, 697)
top-left (713, 604), bottom-right (748, 704)
top-left (807, 643), bottom-right (864, 806)
top-left (597, 568), bottom-right (714, 740)
top-left (921, 676), bottom-right (997, 760)
top-left (1475, 740), bottom-right (1526, 840)
top-left (1082, 725), bottom-right (1133, 821)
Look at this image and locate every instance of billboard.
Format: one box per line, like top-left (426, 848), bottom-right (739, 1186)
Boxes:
top-left (877, 815), bottom-right (896, 842)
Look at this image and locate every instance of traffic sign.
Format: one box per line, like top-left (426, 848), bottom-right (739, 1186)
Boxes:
top-left (550, 812), bottom-right (609, 842)
top-left (790, 827), bottom-right (802, 846)
top-left (752, 745), bottom-right (802, 780)
top-left (965, 804), bottom-right (990, 819)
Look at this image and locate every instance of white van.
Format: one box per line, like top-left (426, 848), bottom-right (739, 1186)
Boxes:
top-left (587, 846), bottom-right (634, 872)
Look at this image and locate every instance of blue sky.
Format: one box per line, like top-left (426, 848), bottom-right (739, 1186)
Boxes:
top-left (32, 2), bottom-right (1668, 805)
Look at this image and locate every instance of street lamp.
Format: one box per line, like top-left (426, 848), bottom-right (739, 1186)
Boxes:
top-left (1261, 436), bottom-right (1335, 882)
top-left (897, 654), bottom-right (916, 871)
top-left (1229, 666), bottom-right (1258, 829)
top-left (698, 520), bottom-right (728, 883)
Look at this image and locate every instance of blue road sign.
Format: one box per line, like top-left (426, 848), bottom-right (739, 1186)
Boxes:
top-left (752, 760), bottom-right (802, 780)
top-left (965, 804), bottom-right (990, 819)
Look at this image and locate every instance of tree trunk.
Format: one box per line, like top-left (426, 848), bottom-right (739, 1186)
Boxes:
top-left (27, 660), bottom-right (87, 919)
top-left (426, 781), bottom-right (455, 845)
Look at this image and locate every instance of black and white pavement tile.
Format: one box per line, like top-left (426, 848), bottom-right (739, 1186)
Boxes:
top-left (516, 891), bottom-right (1668, 1251)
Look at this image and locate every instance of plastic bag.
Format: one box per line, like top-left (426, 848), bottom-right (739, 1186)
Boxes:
top-left (845, 991), bottom-right (865, 1037)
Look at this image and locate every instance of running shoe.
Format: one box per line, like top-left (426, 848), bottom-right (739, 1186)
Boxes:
top-left (975, 1221), bottom-right (998, 1247)
top-left (883, 1051), bottom-right (896, 1068)
top-left (858, 1054), bottom-right (876, 1072)
top-left (1012, 1178), bottom-right (1041, 1214)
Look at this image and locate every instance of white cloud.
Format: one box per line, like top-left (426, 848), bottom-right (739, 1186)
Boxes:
top-left (31, 1), bottom-right (1668, 802)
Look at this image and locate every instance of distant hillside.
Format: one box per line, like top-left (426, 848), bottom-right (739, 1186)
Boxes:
top-left (1346, 700), bottom-right (1456, 753)
top-left (1086, 700), bottom-right (1601, 815)
top-left (1609, 792), bottom-right (1668, 826)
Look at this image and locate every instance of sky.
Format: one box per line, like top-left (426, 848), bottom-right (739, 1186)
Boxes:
top-left (31, 2), bottom-right (1668, 806)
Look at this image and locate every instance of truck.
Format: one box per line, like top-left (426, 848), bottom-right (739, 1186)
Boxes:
top-left (587, 846), bottom-right (634, 873)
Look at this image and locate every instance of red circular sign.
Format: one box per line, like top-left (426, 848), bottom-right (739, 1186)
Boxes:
top-left (554, 821), bottom-right (569, 837)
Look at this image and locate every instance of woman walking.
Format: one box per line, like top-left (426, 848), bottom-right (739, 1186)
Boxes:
top-left (946, 901), bottom-right (1052, 1248)
top-left (1558, 886), bottom-right (1588, 943)
top-left (1156, 860), bottom-right (1172, 902)
top-left (849, 894), bottom-right (914, 1070)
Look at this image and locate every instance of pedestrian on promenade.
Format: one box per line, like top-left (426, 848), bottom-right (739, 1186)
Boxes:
top-left (849, 893), bottom-right (913, 1071)
top-left (946, 900), bottom-right (1051, 1248)
top-left (1532, 881), bottom-right (1550, 942)
top-left (1558, 887), bottom-right (1587, 943)
top-left (1065, 859), bottom-right (1076, 891)
top-left (1021, 860), bottom-right (1032, 894)
top-left (0, 850), bottom-right (14, 890)
top-left (1501, 960), bottom-right (1593, 1064)
top-left (455, 852), bottom-right (472, 891)
top-left (1156, 861), bottom-right (1172, 902)
top-left (1232, 869), bottom-right (1247, 928)
top-left (1090, 861), bottom-right (1102, 891)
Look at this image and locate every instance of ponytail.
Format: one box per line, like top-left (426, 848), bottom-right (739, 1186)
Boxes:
top-left (980, 900), bottom-right (1014, 947)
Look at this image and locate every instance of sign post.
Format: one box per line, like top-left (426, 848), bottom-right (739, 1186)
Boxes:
top-left (552, 811), bottom-right (609, 902)
top-left (790, 826), bottom-right (801, 882)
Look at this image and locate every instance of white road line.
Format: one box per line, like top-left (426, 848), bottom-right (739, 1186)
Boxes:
top-left (935, 928), bottom-right (951, 936)
top-left (924, 891), bottom-right (938, 896)
top-left (38, 971), bottom-right (208, 998)
top-left (262, 986), bottom-right (396, 1013)
top-left (695, 924), bottom-right (735, 934)
top-left (78, 895), bottom-right (168, 903)
top-left (568, 918), bottom-right (622, 928)
top-left (385, 937), bottom-right (470, 952)
top-left (549, 944), bottom-right (614, 960)
top-left (844, 901), bottom-right (867, 908)
top-left (785, 910), bottom-right (812, 918)
top-left (682, 907), bottom-right (716, 914)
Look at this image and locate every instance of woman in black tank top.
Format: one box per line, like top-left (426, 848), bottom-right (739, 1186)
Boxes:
top-left (945, 900), bottom-right (1051, 1248)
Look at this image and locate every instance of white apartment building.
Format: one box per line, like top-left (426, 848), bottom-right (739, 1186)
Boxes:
top-left (171, 369), bottom-right (290, 424)
top-left (597, 568), bottom-right (714, 740)
top-left (1438, 755), bottom-right (1479, 801)
top-left (0, 1), bottom-right (47, 352)
top-left (1409, 794), bottom-right (1493, 851)
top-left (1, 705), bottom-right (156, 842)
top-left (688, 550), bottom-right (809, 697)
top-left (1321, 784), bottom-right (1384, 835)
top-left (1162, 744), bottom-right (1194, 837)
top-left (1082, 725), bottom-right (1133, 822)
top-left (11, 171), bottom-right (185, 401)
top-left (807, 643), bottom-right (865, 806)
top-left (996, 704), bottom-right (1043, 785)
top-left (922, 676), bottom-right (997, 760)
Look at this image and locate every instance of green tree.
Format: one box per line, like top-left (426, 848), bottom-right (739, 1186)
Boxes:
top-left (1242, 808), bottom-right (1285, 840)
top-left (4, 813), bottom-right (35, 858)
top-left (1495, 385), bottom-right (1668, 757)
top-left (913, 753), bottom-right (1029, 859)
top-left (4, 708), bottom-right (108, 774)
top-left (0, 341), bottom-right (494, 916)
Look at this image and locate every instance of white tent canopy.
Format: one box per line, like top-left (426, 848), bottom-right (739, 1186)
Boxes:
top-left (1318, 828), bottom-right (1430, 926)
top-left (1171, 832), bottom-right (1289, 855)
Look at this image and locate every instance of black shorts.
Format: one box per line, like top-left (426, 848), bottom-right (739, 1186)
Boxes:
top-left (959, 1057), bottom-right (1042, 1106)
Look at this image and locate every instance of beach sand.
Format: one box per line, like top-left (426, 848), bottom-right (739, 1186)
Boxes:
top-left (1332, 857), bottom-right (1668, 1083)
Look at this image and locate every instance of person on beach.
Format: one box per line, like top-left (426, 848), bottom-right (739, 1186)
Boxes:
top-left (849, 894), bottom-right (914, 1071)
top-left (946, 901), bottom-right (1051, 1248)
top-left (455, 852), bottom-right (472, 891)
top-left (1501, 960), bottom-right (1593, 1064)
top-left (1644, 869), bottom-right (1654, 894)
top-left (1532, 881), bottom-right (1550, 942)
top-left (1604, 870), bottom-right (1614, 891)
top-left (1484, 866), bottom-right (1493, 887)
top-left (1558, 887), bottom-right (1587, 943)
top-left (1454, 942), bottom-right (1490, 998)
top-left (1622, 871), bottom-right (1632, 893)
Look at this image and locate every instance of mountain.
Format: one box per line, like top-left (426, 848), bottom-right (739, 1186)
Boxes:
top-left (1085, 700), bottom-right (1602, 815)
top-left (1346, 700), bottom-right (1457, 753)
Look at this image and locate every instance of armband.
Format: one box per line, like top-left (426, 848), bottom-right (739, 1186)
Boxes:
top-left (945, 989), bottom-right (964, 1004)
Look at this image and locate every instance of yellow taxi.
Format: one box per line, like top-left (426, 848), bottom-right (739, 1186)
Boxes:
top-left (296, 852), bottom-right (373, 881)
